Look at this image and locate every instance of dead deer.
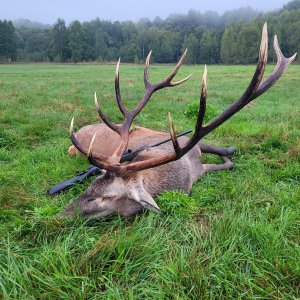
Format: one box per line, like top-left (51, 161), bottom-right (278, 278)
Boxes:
top-left (61, 24), bottom-right (296, 218)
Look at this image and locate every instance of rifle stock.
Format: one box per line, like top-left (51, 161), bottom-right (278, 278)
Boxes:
top-left (47, 166), bottom-right (104, 195)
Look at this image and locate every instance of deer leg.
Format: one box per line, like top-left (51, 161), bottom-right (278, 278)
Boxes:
top-left (203, 156), bottom-right (234, 173)
top-left (199, 142), bottom-right (237, 157)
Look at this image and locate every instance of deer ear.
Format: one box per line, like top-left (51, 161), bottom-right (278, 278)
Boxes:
top-left (129, 188), bottom-right (161, 213)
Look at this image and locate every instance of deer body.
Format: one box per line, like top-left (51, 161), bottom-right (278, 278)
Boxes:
top-left (61, 24), bottom-right (296, 218)
top-left (63, 123), bottom-right (234, 217)
top-left (69, 123), bottom-right (207, 193)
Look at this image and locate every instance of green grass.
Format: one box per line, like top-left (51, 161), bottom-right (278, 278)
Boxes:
top-left (0, 63), bottom-right (299, 299)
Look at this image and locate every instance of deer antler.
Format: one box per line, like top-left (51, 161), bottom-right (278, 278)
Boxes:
top-left (70, 49), bottom-right (192, 174)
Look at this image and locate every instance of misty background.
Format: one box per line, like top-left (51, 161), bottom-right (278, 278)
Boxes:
top-left (0, 0), bottom-right (290, 24)
top-left (0, 0), bottom-right (299, 64)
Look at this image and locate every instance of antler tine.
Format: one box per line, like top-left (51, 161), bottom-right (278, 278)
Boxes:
top-left (152, 48), bottom-right (193, 91)
top-left (94, 92), bottom-right (120, 133)
top-left (70, 116), bottom-right (108, 161)
top-left (144, 50), bottom-right (153, 89)
top-left (171, 74), bottom-right (193, 87)
top-left (168, 64), bottom-right (207, 154)
top-left (167, 48), bottom-right (189, 82)
top-left (70, 116), bottom-right (75, 136)
top-left (70, 116), bottom-right (124, 172)
top-left (87, 146), bottom-right (120, 172)
top-left (167, 112), bottom-right (180, 153)
top-left (143, 48), bottom-right (192, 91)
top-left (251, 34), bottom-right (297, 100)
top-left (133, 49), bottom-right (192, 116)
top-left (115, 58), bottom-right (128, 116)
top-left (169, 64), bottom-right (208, 152)
top-left (86, 132), bottom-right (116, 169)
top-left (198, 22), bottom-right (268, 137)
top-left (87, 133), bottom-right (97, 157)
top-left (195, 64), bottom-right (207, 133)
top-left (259, 23), bottom-right (268, 64)
top-left (70, 116), bottom-right (88, 156)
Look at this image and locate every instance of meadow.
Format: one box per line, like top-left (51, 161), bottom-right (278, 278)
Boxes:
top-left (0, 62), bottom-right (299, 299)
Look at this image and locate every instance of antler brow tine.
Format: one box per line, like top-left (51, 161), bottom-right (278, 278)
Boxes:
top-left (94, 92), bottom-right (119, 133)
top-left (70, 116), bottom-right (75, 135)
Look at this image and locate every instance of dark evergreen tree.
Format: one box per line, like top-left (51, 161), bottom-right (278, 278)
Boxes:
top-left (200, 30), bottom-right (213, 64)
top-left (0, 20), bottom-right (17, 61)
top-left (182, 33), bottom-right (199, 64)
top-left (51, 18), bottom-right (70, 62)
top-left (68, 20), bottom-right (86, 63)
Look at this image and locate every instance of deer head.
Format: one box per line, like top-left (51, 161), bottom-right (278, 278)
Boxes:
top-left (61, 24), bottom-right (296, 219)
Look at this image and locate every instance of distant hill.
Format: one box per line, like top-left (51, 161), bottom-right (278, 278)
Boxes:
top-left (13, 18), bottom-right (50, 29)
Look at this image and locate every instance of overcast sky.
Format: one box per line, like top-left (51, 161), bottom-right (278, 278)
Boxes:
top-left (0, 0), bottom-right (290, 24)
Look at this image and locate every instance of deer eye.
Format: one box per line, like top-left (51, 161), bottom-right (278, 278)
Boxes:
top-left (87, 197), bottom-right (103, 203)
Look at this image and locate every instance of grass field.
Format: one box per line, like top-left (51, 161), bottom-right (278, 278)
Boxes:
top-left (0, 62), bottom-right (299, 299)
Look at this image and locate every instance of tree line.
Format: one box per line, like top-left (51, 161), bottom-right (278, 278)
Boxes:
top-left (0, 0), bottom-right (299, 64)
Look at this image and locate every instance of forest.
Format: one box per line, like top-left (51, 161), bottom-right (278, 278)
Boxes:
top-left (0, 0), bottom-right (300, 64)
